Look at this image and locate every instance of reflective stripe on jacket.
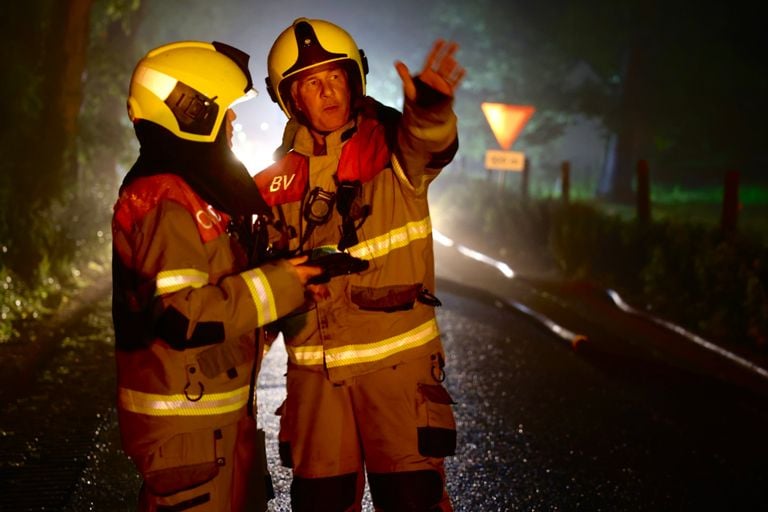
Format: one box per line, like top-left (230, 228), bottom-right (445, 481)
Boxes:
top-left (111, 173), bottom-right (306, 468)
top-left (255, 95), bottom-right (458, 381)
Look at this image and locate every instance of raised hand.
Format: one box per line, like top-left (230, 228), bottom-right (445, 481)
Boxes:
top-left (395, 39), bottom-right (465, 101)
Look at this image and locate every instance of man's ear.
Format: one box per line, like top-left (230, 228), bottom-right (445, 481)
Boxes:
top-left (290, 82), bottom-right (302, 112)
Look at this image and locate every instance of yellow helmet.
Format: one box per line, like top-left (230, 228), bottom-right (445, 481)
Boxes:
top-left (127, 41), bottom-right (256, 142)
top-left (266, 18), bottom-right (368, 117)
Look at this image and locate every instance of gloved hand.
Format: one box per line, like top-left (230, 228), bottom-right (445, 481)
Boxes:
top-left (395, 39), bottom-right (465, 101)
top-left (300, 252), bottom-right (369, 284)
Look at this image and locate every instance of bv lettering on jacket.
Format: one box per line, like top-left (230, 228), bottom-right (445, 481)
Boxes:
top-left (254, 119), bottom-right (391, 210)
top-left (255, 153), bottom-right (308, 206)
top-left (269, 173), bottom-right (296, 192)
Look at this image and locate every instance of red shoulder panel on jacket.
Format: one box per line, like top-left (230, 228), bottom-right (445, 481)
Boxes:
top-left (114, 174), bottom-right (229, 243)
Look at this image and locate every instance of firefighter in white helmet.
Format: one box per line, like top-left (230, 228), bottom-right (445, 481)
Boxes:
top-left (257, 18), bottom-right (465, 511)
top-left (112, 40), bottom-right (321, 511)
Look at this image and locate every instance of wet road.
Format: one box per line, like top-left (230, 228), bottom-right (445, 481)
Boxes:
top-left (2, 275), bottom-right (768, 511)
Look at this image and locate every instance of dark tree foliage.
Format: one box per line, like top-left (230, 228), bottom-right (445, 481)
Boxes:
top-left (544, 0), bottom-right (768, 196)
top-left (421, 0), bottom-right (576, 165)
top-left (421, 0), bottom-right (767, 197)
top-left (81, 0), bottom-right (148, 193)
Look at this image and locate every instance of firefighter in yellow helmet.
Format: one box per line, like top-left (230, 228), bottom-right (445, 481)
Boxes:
top-left (112, 40), bottom-right (322, 511)
top-left (257, 18), bottom-right (465, 511)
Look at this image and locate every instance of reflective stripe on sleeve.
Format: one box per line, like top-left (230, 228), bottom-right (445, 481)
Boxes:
top-left (118, 384), bottom-right (250, 417)
top-left (155, 269), bottom-right (209, 296)
top-left (406, 122), bottom-right (456, 146)
top-left (324, 318), bottom-right (439, 368)
top-left (285, 344), bottom-right (324, 366)
top-left (347, 217), bottom-right (431, 261)
top-left (240, 267), bottom-right (278, 324)
top-left (391, 153), bottom-right (418, 193)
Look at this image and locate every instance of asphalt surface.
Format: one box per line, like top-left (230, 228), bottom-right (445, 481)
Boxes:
top-left (1, 240), bottom-right (768, 511)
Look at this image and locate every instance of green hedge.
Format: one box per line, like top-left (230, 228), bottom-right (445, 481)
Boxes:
top-left (0, 183), bottom-right (112, 343)
top-left (431, 177), bottom-right (768, 351)
top-left (548, 202), bottom-right (768, 348)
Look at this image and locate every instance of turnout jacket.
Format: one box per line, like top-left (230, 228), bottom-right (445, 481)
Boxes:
top-left (112, 173), bottom-right (306, 471)
top-left (256, 89), bottom-right (458, 382)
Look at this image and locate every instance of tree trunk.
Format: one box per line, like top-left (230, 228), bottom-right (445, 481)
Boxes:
top-left (4, 0), bottom-right (93, 280)
top-left (36, 0), bottom-right (94, 200)
top-left (599, 42), bottom-right (652, 203)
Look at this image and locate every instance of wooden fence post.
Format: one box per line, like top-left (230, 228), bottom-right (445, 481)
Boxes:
top-left (636, 159), bottom-right (650, 223)
top-left (521, 157), bottom-right (530, 199)
top-left (561, 161), bottom-right (570, 203)
top-left (721, 170), bottom-right (740, 235)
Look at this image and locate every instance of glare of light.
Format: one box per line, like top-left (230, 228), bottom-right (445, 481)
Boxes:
top-left (433, 229), bottom-right (513, 277)
top-left (456, 245), bottom-right (515, 278)
top-left (260, 122), bottom-right (269, 131)
top-left (431, 227), bottom-right (588, 348)
top-left (232, 129), bottom-right (277, 176)
top-left (432, 229), bottom-right (455, 247)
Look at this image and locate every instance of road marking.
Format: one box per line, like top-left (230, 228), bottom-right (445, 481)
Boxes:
top-left (606, 289), bottom-right (768, 381)
top-left (435, 229), bottom-right (584, 346)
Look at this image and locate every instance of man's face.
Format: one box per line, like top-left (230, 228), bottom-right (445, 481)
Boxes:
top-left (291, 63), bottom-right (351, 133)
top-left (224, 109), bottom-right (236, 148)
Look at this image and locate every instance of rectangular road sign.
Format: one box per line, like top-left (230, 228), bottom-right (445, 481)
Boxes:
top-left (485, 149), bottom-right (525, 171)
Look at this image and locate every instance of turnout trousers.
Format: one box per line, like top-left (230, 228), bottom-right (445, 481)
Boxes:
top-left (278, 352), bottom-right (457, 512)
top-left (136, 415), bottom-right (272, 512)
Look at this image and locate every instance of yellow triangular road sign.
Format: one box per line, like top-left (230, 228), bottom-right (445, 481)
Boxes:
top-left (481, 103), bottom-right (535, 150)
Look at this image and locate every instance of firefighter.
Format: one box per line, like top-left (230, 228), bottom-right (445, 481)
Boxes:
top-left (256, 18), bottom-right (465, 511)
top-left (112, 40), bottom-right (322, 511)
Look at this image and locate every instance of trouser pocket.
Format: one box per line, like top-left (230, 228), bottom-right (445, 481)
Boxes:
top-left (139, 428), bottom-right (225, 510)
top-left (144, 461), bottom-right (220, 497)
top-left (143, 462), bottom-right (219, 511)
top-left (416, 383), bottom-right (457, 457)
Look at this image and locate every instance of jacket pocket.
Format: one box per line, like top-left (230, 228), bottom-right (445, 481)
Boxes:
top-left (416, 383), bottom-right (457, 457)
top-left (351, 283), bottom-right (422, 312)
top-left (196, 339), bottom-right (251, 379)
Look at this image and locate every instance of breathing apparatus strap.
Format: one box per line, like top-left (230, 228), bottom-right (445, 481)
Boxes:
top-left (336, 179), bottom-right (370, 251)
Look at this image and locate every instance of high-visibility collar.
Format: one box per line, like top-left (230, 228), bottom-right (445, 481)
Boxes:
top-left (256, 116), bottom-right (391, 207)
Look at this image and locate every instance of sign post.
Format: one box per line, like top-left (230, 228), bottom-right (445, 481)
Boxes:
top-left (481, 103), bottom-right (534, 190)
